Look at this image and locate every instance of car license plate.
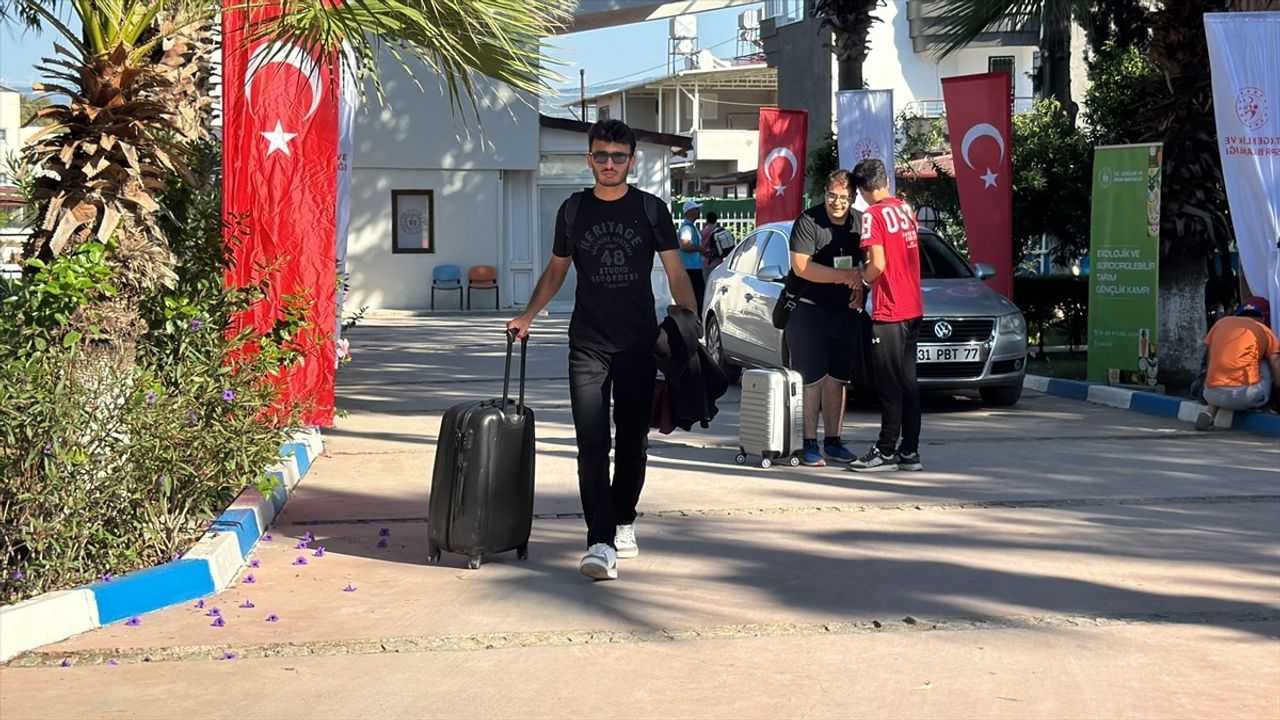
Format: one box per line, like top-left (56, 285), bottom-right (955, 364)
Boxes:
top-left (918, 345), bottom-right (981, 363)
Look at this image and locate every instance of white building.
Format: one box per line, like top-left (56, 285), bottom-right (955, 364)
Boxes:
top-left (342, 71), bottom-right (691, 313)
top-left (0, 86), bottom-right (23, 187)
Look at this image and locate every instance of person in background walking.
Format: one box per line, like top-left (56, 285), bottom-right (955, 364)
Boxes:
top-left (848, 158), bottom-right (925, 473)
top-left (700, 211), bottom-right (727, 281)
top-left (678, 200), bottom-right (706, 313)
top-left (507, 119), bottom-right (698, 581)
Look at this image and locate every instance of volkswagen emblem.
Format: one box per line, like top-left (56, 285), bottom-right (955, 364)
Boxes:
top-left (933, 321), bottom-right (953, 339)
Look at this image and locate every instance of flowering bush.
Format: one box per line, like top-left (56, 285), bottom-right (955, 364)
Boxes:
top-left (0, 142), bottom-right (315, 604)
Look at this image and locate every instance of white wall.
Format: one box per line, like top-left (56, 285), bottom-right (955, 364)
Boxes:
top-left (344, 167), bottom-right (504, 311)
top-left (693, 129), bottom-right (758, 172)
top-left (0, 91), bottom-right (22, 183)
top-left (865, 0), bottom-right (1038, 118)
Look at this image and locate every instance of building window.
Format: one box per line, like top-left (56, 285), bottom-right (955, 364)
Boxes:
top-left (0, 129), bottom-right (7, 144)
top-left (598, 105), bottom-right (610, 120)
top-left (391, 190), bottom-right (435, 254)
top-left (989, 56), bottom-right (1015, 76)
top-left (763, 0), bottom-right (803, 26)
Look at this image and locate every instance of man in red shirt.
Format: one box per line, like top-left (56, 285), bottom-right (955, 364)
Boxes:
top-left (848, 158), bottom-right (924, 472)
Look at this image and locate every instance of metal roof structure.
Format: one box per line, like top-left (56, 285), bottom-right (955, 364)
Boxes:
top-left (575, 63), bottom-right (776, 106)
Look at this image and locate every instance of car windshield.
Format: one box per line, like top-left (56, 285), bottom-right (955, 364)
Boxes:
top-left (920, 232), bottom-right (974, 279)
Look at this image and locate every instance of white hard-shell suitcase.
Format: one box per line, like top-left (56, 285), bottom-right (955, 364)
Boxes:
top-left (736, 368), bottom-right (804, 468)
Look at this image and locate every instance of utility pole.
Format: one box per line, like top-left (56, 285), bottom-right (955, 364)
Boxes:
top-left (580, 69), bottom-right (586, 121)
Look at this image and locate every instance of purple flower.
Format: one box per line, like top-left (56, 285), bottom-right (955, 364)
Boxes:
top-left (239, 600), bottom-right (255, 609)
top-left (60, 659), bottom-right (71, 668)
top-left (243, 574), bottom-right (256, 584)
top-left (10, 570), bottom-right (24, 581)
top-left (313, 547), bottom-right (325, 558)
top-left (296, 540), bottom-right (309, 550)
top-left (124, 617), bottom-right (141, 627)
top-left (379, 528), bottom-right (391, 537)
top-left (107, 659), bottom-right (119, 666)
top-left (262, 534), bottom-right (273, 542)
top-left (293, 556), bottom-right (308, 566)
top-left (376, 539), bottom-right (388, 549)
top-left (303, 531), bottom-right (315, 542)
top-left (101, 573), bottom-right (113, 583)
top-left (343, 584), bottom-right (357, 592)
top-left (145, 391), bottom-right (157, 405)
top-left (190, 319), bottom-right (203, 331)
top-left (43, 444), bottom-right (52, 456)
top-left (249, 559), bottom-right (261, 568)
top-left (222, 651), bottom-right (236, 660)
top-left (266, 614), bottom-right (279, 623)
top-left (187, 410), bottom-right (199, 427)
top-left (172, 553), bottom-right (181, 561)
top-left (194, 599), bottom-right (205, 609)
top-left (208, 607), bottom-right (221, 617)
top-left (221, 389), bottom-right (236, 402)
top-left (211, 617), bottom-right (226, 628)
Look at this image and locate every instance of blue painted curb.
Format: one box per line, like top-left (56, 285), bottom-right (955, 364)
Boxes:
top-left (1026, 375), bottom-right (1280, 437)
top-left (0, 428), bottom-right (323, 661)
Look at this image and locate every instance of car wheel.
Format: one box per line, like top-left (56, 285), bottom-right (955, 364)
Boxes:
top-left (980, 383), bottom-right (1023, 407)
top-left (705, 315), bottom-right (742, 384)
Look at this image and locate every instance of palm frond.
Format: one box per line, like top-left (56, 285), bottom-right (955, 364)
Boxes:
top-left (241, 0), bottom-right (572, 120)
top-left (929, 0), bottom-right (1044, 58)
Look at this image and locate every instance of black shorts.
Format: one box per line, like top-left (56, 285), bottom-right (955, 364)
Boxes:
top-left (785, 302), bottom-right (866, 384)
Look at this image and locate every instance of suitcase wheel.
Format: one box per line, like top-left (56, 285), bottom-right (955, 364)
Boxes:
top-left (516, 544), bottom-right (529, 561)
top-left (760, 457), bottom-right (773, 469)
top-left (426, 543), bottom-right (441, 564)
top-left (466, 554), bottom-right (483, 570)
top-left (734, 453), bottom-right (747, 465)
top-left (788, 455), bottom-right (801, 467)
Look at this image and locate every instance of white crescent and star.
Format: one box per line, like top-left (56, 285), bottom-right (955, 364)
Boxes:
top-left (245, 42), bottom-right (324, 157)
top-left (960, 123), bottom-right (1006, 190)
top-left (763, 147), bottom-right (798, 196)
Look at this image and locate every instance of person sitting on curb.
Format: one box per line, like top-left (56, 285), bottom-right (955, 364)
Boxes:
top-left (1196, 295), bottom-right (1280, 430)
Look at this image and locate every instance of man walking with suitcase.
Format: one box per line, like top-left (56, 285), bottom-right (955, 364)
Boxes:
top-left (848, 158), bottom-right (925, 473)
top-left (507, 119), bottom-right (698, 581)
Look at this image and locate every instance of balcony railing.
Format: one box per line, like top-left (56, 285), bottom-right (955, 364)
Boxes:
top-left (902, 97), bottom-right (1038, 119)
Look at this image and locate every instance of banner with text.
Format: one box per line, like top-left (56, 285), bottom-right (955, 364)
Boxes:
top-left (836, 89), bottom-right (895, 212)
top-left (1087, 143), bottom-right (1163, 386)
top-left (1206, 12), bottom-right (1280, 338)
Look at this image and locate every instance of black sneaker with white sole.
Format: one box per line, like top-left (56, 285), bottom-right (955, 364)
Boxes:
top-left (848, 446), bottom-right (900, 472)
top-left (896, 452), bottom-right (923, 471)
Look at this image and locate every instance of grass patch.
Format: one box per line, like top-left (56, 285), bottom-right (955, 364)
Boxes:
top-left (1027, 350), bottom-right (1087, 380)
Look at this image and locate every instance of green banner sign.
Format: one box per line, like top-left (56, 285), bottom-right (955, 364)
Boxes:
top-left (1087, 143), bottom-right (1162, 386)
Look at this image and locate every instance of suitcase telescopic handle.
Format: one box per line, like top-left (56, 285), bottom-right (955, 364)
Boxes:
top-left (502, 329), bottom-right (528, 417)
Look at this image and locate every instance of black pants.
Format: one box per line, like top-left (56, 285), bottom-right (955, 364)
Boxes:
top-left (568, 346), bottom-right (656, 548)
top-left (687, 269), bottom-right (706, 315)
top-left (870, 318), bottom-right (922, 455)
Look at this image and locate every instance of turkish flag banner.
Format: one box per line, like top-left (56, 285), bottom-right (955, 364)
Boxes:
top-left (941, 73), bottom-right (1014, 298)
top-left (223, 1), bottom-right (339, 426)
top-left (755, 108), bottom-right (808, 224)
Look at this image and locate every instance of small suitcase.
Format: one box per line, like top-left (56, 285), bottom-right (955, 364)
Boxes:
top-left (736, 368), bottom-right (804, 468)
top-left (427, 331), bottom-right (535, 569)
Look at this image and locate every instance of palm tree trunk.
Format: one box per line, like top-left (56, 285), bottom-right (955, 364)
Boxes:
top-left (1041, 10), bottom-right (1076, 121)
top-left (837, 55), bottom-right (864, 91)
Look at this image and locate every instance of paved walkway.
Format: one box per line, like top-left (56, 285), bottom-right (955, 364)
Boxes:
top-left (2, 315), bottom-right (1278, 719)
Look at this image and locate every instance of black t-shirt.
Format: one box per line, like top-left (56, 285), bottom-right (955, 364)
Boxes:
top-left (553, 186), bottom-right (678, 352)
top-left (786, 204), bottom-right (864, 311)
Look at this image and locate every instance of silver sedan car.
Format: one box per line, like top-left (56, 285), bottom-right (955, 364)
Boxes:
top-left (702, 220), bottom-right (1028, 406)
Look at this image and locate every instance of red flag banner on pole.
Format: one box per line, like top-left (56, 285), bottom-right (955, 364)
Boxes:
top-left (223, 1), bottom-right (339, 426)
top-left (941, 72), bottom-right (1014, 298)
top-left (755, 108), bottom-right (808, 224)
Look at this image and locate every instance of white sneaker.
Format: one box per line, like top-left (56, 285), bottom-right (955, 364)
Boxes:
top-left (615, 524), bottom-right (638, 559)
top-left (579, 543), bottom-right (617, 581)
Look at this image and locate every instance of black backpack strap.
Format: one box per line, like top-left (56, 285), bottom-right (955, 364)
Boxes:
top-left (643, 192), bottom-right (663, 238)
top-left (562, 191), bottom-right (584, 244)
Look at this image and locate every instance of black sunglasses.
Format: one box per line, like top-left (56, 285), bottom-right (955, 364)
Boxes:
top-left (590, 151), bottom-right (632, 165)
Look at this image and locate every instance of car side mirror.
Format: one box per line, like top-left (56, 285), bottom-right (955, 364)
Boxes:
top-left (756, 264), bottom-right (786, 283)
top-left (974, 262), bottom-right (997, 280)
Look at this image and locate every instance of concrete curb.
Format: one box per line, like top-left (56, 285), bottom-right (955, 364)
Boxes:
top-left (1024, 375), bottom-right (1280, 437)
top-left (0, 428), bottom-right (323, 662)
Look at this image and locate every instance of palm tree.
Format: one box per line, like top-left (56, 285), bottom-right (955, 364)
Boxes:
top-left (0, 0), bottom-right (570, 348)
top-left (812, 0), bottom-right (880, 91)
top-left (932, 0), bottom-right (1088, 119)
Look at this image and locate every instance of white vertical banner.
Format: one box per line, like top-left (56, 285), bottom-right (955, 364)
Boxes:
top-left (1206, 11), bottom-right (1280, 337)
top-left (334, 54), bottom-right (359, 349)
top-left (836, 89), bottom-right (895, 212)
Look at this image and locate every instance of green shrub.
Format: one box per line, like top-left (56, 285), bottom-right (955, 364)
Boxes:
top-left (1014, 275), bottom-right (1089, 351)
top-left (0, 141), bottom-right (317, 604)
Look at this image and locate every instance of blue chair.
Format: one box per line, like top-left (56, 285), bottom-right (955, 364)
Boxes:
top-left (431, 264), bottom-right (463, 310)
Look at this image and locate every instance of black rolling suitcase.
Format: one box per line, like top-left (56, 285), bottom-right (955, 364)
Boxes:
top-left (427, 330), bottom-right (535, 569)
